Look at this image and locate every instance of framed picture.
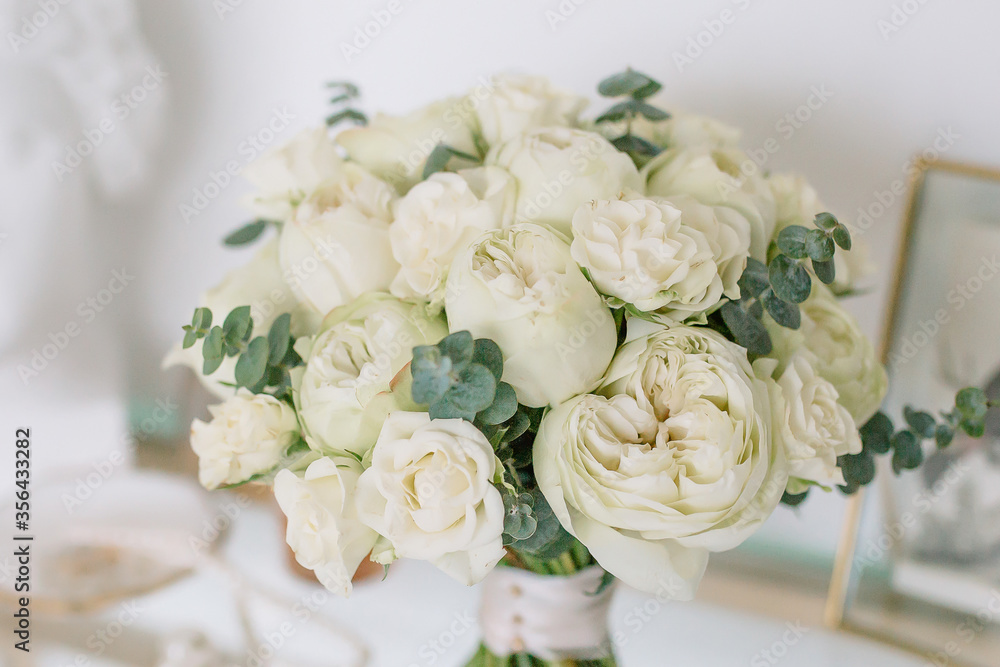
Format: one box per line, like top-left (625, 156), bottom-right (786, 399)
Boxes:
top-left (827, 159), bottom-right (1000, 666)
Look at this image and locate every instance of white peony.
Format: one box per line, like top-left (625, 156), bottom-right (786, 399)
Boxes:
top-left (336, 98), bottom-right (478, 192)
top-left (569, 195), bottom-right (750, 322)
top-left (445, 223), bottom-right (617, 408)
top-left (305, 162), bottom-right (397, 223)
top-left (389, 167), bottom-right (515, 306)
top-left (356, 412), bottom-right (505, 586)
top-left (764, 355), bottom-right (862, 493)
top-left (294, 294), bottom-right (448, 457)
top-left (474, 74), bottom-right (587, 146)
top-left (279, 190), bottom-right (399, 316)
top-left (163, 239), bottom-right (322, 399)
top-left (766, 284), bottom-right (888, 424)
top-left (274, 456), bottom-right (378, 597)
top-left (768, 173), bottom-right (872, 294)
top-left (486, 127), bottom-right (642, 236)
top-left (643, 146), bottom-right (776, 260)
top-left (190, 389), bottom-right (299, 490)
top-left (533, 325), bottom-right (786, 596)
top-left (241, 127), bottom-right (345, 220)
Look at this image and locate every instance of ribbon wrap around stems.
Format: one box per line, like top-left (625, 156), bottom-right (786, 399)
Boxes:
top-left (479, 565), bottom-right (615, 660)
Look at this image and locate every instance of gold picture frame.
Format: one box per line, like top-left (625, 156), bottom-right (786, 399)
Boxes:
top-left (825, 158), bottom-right (1000, 666)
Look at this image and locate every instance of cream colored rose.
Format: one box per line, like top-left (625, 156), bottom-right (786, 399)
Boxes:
top-left (474, 74), bottom-right (587, 146)
top-left (764, 355), bottom-right (862, 493)
top-left (643, 146), bottom-right (776, 260)
top-left (534, 325), bottom-right (786, 596)
top-left (190, 389), bottom-right (299, 490)
top-left (305, 162), bottom-right (396, 223)
top-left (356, 412), bottom-right (505, 585)
top-left (295, 294), bottom-right (448, 457)
top-left (336, 98), bottom-right (478, 192)
top-left (389, 167), bottom-right (515, 306)
top-left (279, 191), bottom-right (399, 315)
top-left (768, 173), bottom-right (872, 293)
top-left (445, 223), bottom-right (617, 408)
top-left (241, 127), bottom-right (345, 220)
top-left (766, 284), bottom-right (887, 424)
top-left (486, 127), bottom-right (642, 236)
top-left (569, 195), bottom-right (749, 322)
top-left (274, 456), bottom-right (378, 597)
top-left (163, 239), bottom-right (322, 399)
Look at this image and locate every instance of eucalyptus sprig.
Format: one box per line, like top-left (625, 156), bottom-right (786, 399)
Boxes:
top-left (594, 68), bottom-right (669, 166)
top-left (421, 143), bottom-right (483, 179)
top-left (324, 81), bottom-right (368, 128)
top-left (181, 307), bottom-right (301, 400)
top-left (715, 212), bottom-right (852, 357)
top-left (222, 218), bottom-right (280, 247)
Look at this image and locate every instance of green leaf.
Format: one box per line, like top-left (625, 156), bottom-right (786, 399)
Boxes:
top-left (956, 387), bottom-right (988, 420)
top-left (478, 382), bottom-right (518, 426)
top-left (630, 80), bottom-right (662, 99)
top-left (267, 313), bottom-right (291, 364)
top-left (935, 424), bottom-right (954, 449)
top-left (960, 417), bottom-right (986, 438)
top-left (411, 346), bottom-right (452, 405)
top-left (840, 452), bottom-right (876, 486)
top-left (503, 411), bottom-right (531, 442)
top-left (769, 255), bottom-right (812, 303)
top-left (508, 490), bottom-right (577, 560)
top-left (781, 490), bottom-right (810, 507)
top-left (192, 307), bottom-right (213, 331)
top-left (235, 336), bottom-right (269, 388)
top-left (891, 431), bottom-right (923, 473)
top-left (597, 69), bottom-right (660, 98)
top-left (472, 338), bottom-right (504, 383)
top-left (761, 291), bottom-right (801, 329)
top-left (610, 134), bottom-right (662, 158)
top-left (812, 258), bottom-right (836, 285)
top-left (832, 225), bottom-right (852, 251)
top-left (776, 226), bottom-right (809, 259)
top-left (325, 108), bottom-right (367, 128)
top-left (634, 100), bottom-right (669, 121)
top-left (440, 330), bottom-right (475, 369)
top-left (860, 412), bottom-right (894, 455)
top-left (720, 301), bottom-right (771, 356)
top-left (223, 306), bottom-right (253, 346)
top-left (202, 327), bottom-right (225, 375)
top-left (446, 364), bottom-right (497, 414)
top-left (903, 406), bottom-right (936, 438)
top-left (182, 330), bottom-right (199, 349)
top-left (223, 220), bottom-right (269, 246)
top-left (429, 397), bottom-right (476, 422)
top-left (594, 100), bottom-right (635, 124)
top-left (804, 229), bottom-right (835, 262)
top-left (738, 258), bottom-right (770, 298)
top-left (814, 212), bottom-right (839, 231)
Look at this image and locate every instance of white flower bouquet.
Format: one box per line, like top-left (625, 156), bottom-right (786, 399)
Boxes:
top-left (169, 70), bottom-right (995, 666)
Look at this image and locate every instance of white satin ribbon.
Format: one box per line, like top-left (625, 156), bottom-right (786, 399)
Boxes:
top-left (480, 566), bottom-right (615, 660)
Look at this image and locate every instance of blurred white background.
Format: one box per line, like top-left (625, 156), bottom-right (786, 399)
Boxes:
top-left (2, 0), bottom-right (999, 664)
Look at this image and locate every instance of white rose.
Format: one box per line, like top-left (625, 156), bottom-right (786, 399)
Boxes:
top-left (768, 173), bottom-right (872, 293)
top-left (389, 167), bottom-right (515, 305)
top-left (190, 389), bottom-right (299, 490)
top-left (356, 412), bottom-right (505, 585)
top-left (596, 108), bottom-right (742, 153)
top-left (474, 74), bottom-right (587, 146)
top-left (295, 293), bottom-right (448, 456)
top-left (336, 98), bottom-right (478, 192)
top-left (533, 325), bottom-right (786, 596)
top-left (274, 456), bottom-right (378, 597)
top-left (163, 239), bottom-right (322, 399)
top-left (306, 162), bottom-right (396, 223)
top-left (766, 284), bottom-right (888, 424)
top-left (569, 195), bottom-right (749, 322)
top-left (486, 127), bottom-right (642, 236)
top-left (643, 146), bottom-right (776, 260)
top-left (445, 223), bottom-right (617, 408)
top-left (279, 192), bottom-right (399, 316)
top-left (241, 127), bottom-right (345, 220)
top-left (765, 355), bottom-right (862, 492)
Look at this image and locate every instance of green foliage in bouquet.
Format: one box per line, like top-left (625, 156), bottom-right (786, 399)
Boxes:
top-left (594, 68), bottom-right (669, 165)
top-left (324, 81), bottom-right (368, 129)
top-left (181, 306), bottom-right (301, 400)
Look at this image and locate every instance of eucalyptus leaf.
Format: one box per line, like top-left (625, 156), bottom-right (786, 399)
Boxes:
top-left (223, 220), bottom-right (269, 246)
top-left (737, 258), bottom-right (770, 297)
top-left (472, 338), bottom-right (504, 382)
top-left (812, 258), bottom-right (836, 285)
top-left (769, 255), bottom-right (812, 304)
top-left (439, 330), bottom-right (474, 369)
top-left (235, 336), bottom-right (269, 388)
top-left (478, 381), bottom-right (518, 425)
top-left (903, 406), bottom-right (936, 439)
top-left (761, 291), bottom-right (801, 329)
top-left (804, 229), bottom-right (835, 262)
top-left (956, 387), bottom-right (988, 420)
top-left (633, 100), bottom-right (669, 121)
top-left (720, 301), bottom-right (771, 356)
top-left (595, 100), bottom-right (636, 124)
top-left (610, 134), bottom-right (662, 158)
top-left (935, 424), bottom-right (954, 449)
top-left (446, 364), bottom-right (497, 414)
top-left (832, 225), bottom-right (852, 250)
top-left (267, 313), bottom-right (291, 364)
top-left (776, 226), bottom-right (809, 259)
top-left (222, 306), bottom-right (253, 346)
top-left (859, 412), bottom-right (893, 455)
top-left (325, 108), bottom-right (367, 128)
top-left (508, 490), bottom-right (578, 560)
top-left (192, 307), bottom-right (212, 331)
top-left (597, 70), bottom-right (659, 98)
top-left (840, 452), bottom-right (876, 487)
top-left (814, 212), bottom-right (839, 231)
